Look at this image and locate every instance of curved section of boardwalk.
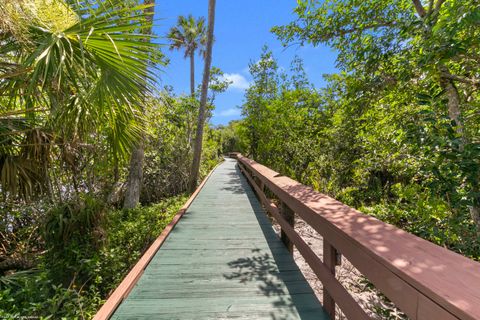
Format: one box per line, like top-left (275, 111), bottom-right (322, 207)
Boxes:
top-left (112, 158), bottom-right (328, 319)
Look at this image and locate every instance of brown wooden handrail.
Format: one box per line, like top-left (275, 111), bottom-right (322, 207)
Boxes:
top-left (93, 164), bottom-right (220, 320)
top-left (237, 154), bottom-right (480, 320)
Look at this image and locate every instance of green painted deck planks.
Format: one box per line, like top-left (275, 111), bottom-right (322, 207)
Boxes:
top-left (111, 158), bottom-right (329, 320)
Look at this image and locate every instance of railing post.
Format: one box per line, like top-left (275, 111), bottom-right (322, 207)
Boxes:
top-left (323, 239), bottom-right (339, 318)
top-left (258, 180), bottom-right (264, 193)
top-left (280, 202), bottom-right (295, 254)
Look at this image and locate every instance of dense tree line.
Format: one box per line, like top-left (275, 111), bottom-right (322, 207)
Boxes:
top-left (222, 0), bottom-right (480, 260)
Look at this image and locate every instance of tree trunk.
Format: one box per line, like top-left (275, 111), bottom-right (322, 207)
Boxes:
top-left (437, 65), bottom-right (480, 233)
top-left (438, 65), bottom-right (464, 137)
top-left (438, 66), bottom-right (480, 235)
top-left (188, 0), bottom-right (216, 192)
top-left (124, 144), bottom-right (145, 208)
top-left (251, 128), bottom-right (258, 160)
top-left (123, 0), bottom-right (154, 209)
top-left (190, 51), bottom-right (195, 96)
top-left (0, 256), bottom-right (34, 273)
top-left (113, 154), bottom-right (119, 183)
top-left (470, 204), bottom-right (480, 237)
top-left (412, 0), bottom-right (480, 234)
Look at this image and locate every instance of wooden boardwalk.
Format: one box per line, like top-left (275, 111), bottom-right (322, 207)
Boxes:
top-left (111, 158), bottom-right (328, 319)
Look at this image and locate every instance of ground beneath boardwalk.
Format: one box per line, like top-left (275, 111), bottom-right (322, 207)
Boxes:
top-left (271, 215), bottom-right (408, 320)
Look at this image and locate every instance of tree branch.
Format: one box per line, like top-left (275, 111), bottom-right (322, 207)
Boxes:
top-left (318, 21), bottom-right (397, 41)
top-left (435, 0), bottom-right (446, 13)
top-left (412, 0), bottom-right (427, 17)
top-left (442, 73), bottom-right (480, 86)
top-left (428, 0), bottom-right (434, 13)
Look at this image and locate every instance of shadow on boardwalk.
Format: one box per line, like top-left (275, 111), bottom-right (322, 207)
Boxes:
top-left (223, 250), bottom-right (301, 320)
top-left (219, 166), bottom-right (245, 194)
top-left (223, 164), bottom-right (326, 320)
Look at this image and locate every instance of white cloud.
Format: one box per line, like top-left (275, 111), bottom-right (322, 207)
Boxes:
top-left (221, 73), bottom-right (250, 90)
top-left (216, 108), bottom-right (241, 117)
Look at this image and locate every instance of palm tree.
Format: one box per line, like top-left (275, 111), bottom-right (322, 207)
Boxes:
top-left (167, 15), bottom-right (207, 96)
top-left (188, 0), bottom-right (217, 192)
top-left (0, 0), bottom-right (162, 201)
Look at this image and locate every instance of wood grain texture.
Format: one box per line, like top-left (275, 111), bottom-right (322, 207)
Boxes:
top-left (110, 158), bottom-right (329, 320)
top-left (94, 162), bottom-right (220, 320)
top-left (239, 159), bottom-right (369, 319)
top-left (238, 154), bottom-right (480, 320)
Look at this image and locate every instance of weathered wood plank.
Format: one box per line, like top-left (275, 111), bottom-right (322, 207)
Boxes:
top-left (112, 310), bottom-right (324, 320)
top-left (140, 270), bottom-right (308, 283)
top-left (128, 282), bottom-right (315, 299)
top-left (110, 159), bottom-right (328, 320)
top-left (114, 294), bottom-right (322, 313)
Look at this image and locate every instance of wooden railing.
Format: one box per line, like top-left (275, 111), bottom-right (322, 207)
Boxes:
top-left (93, 166), bottom-right (219, 320)
top-left (234, 154), bottom-right (480, 320)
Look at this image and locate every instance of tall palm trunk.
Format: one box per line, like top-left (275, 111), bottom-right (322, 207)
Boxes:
top-left (190, 51), bottom-right (195, 96)
top-left (188, 0), bottom-right (216, 192)
top-left (124, 0), bottom-right (154, 209)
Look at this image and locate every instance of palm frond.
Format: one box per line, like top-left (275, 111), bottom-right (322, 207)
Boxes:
top-left (167, 14), bottom-right (206, 59)
top-left (0, 0), bottom-right (166, 200)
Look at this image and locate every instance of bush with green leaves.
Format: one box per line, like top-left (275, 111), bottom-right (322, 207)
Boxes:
top-left (0, 195), bottom-right (187, 319)
top-left (235, 33), bottom-right (479, 261)
top-left (141, 94), bottom-right (224, 204)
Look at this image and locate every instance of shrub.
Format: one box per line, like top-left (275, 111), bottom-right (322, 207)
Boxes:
top-left (0, 195), bottom-right (187, 319)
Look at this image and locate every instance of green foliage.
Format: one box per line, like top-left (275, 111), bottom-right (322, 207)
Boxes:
top-left (43, 196), bottom-right (106, 286)
top-left (141, 92), bottom-right (224, 203)
top-left (95, 196), bottom-right (188, 293)
top-left (361, 183), bottom-right (479, 259)
top-left (238, 1), bottom-right (480, 262)
top-left (0, 195), bottom-right (187, 319)
top-left (214, 120), bottom-right (247, 154)
top-left (0, 0), bottom-right (165, 201)
top-left (167, 14), bottom-right (207, 58)
top-left (272, 0), bottom-right (480, 224)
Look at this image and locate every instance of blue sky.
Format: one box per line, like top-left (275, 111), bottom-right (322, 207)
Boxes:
top-left (153, 1), bottom-right (338, 126)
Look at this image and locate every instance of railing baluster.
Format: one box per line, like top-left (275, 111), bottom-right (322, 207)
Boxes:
top-left (237, 154), bottom-right (480, 320)
top-left (323, 239), bottom-right (338, 318)
top-left (280, 202), bottom-right (295, 254)
top-left (259, 180), bottom-right (265, 193)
